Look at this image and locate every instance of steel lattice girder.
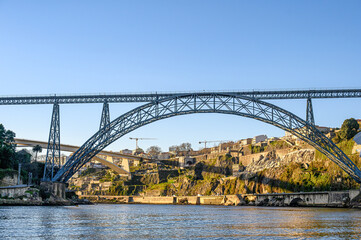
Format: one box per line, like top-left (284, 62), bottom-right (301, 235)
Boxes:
top-left (99, 101), bottom-right (111, 142)
top-left (99, 101), bottom-right (110, 129)
top-left (1, 89), bottom-right (361, 105)
top-left (53, 93), bottom-right (361, 183)
top-left (43, 103), bottom-right (61, 181)
top-left (306, 98), bottom-right (315, 125)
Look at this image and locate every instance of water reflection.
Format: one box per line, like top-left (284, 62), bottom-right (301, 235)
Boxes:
top-left (0, 205), bottom-right (361, 239)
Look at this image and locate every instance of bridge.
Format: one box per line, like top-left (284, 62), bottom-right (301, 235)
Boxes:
top-left (14, 138), bottom-right (137, 175)
top-left (1, 89), bottom-right (361, 183)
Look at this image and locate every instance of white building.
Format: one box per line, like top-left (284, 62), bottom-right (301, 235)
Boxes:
top-left (121, 149), bottom-right (132, 155)
top-left (252, 135), bottom-right (267, 144)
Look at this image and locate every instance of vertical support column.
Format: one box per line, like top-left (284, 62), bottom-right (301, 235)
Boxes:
top-left (99, 100), bottom-right (110, 143)
top-left (306, 98), bottom-right (315, 125)
top-left (99, 100), bottom-right (110, 130)
top-left (17, 163), bottom-right (21, 185)
top-left (43, 102), bottom-right (60, 181)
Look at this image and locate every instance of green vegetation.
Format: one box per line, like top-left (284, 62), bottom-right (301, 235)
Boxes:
top-left (109, 181), bottom-right (126, 195)
top-left (0, 168), bottom-right (17, 179)
top-left (339, 118), bottom-right (359, 140)
top-left (146, 145), bottom-right (162, 158)
top-left (249, 144), bottom-right (265, 154)
top-left (0, 124), bottom-right (45, 185)
top-left (80, 167), bottom-right (97, 177)
top-left (276, 131), bottom-right (360, 193)
top-left (70, 117), bottom-right (361, 197)
top-left (269, 140), bottom-right (289, 149)
top-left (169, 142), bottom-right (192, 153)
top-left (32, 145), bottom-right (42, 162)
top-left (0, 124), bottom-right (16, 169)
top-left (333, 118), bottom-right (360, 143)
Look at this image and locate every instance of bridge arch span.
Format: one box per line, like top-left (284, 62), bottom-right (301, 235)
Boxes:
top-left (54, 93), bottom-right (361, 183)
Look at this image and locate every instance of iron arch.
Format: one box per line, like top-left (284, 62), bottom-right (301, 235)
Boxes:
top-left (54, 93), bottom-right (361, 183)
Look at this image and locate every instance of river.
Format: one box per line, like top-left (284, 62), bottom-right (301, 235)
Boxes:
top-left (1, 204), bottom-right (361, 239)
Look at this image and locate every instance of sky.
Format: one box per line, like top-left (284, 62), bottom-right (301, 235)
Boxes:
top-left (0, 1), bottom-right (360, 153)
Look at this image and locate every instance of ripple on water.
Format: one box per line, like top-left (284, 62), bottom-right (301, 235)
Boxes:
top-left (0, 205), bottom-right (361, 239)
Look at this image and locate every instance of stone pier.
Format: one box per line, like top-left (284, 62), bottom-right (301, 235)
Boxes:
top-left (40, 181), bottom-right (66, 199)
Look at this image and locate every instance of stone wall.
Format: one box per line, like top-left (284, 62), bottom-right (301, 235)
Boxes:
top-left (239, 152), bottom-right (267, 166)
top-left (40, 182), bottom-right (66, 199)
top-left (0, 172), bottom-right (21, 186)
top-left (255, 190), bottom-right (359, 207)
top-left (0, 186), bottom-right (29, 198)
top-left (130, 196), bottom-right (176, 204)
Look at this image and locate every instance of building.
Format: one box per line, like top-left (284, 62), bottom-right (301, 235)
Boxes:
top-left (36, 154), bottom-right (68, 165)
top-left (285, 125), bottom-right (334, 140)
top-left (252, 135), bottom-right (267, 144)
top-left (158, 152), bottom-right (171, 160)
top-left (178, 156), bottom-right (196, 168)
top-left (239, 138), bottom-right (252, 145)
top-left (267, 137), bottom-right (279, 144)
top-left (121, 149), bottom-right (132, 155)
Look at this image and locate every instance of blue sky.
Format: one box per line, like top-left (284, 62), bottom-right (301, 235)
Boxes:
top-left (0, 1), bottom-right (360, 152)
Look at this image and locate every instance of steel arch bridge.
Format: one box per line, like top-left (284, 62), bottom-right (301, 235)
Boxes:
top-left (53, 93), bottom-right (361, 183)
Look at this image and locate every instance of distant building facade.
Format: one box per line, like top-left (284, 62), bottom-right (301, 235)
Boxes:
top-left (252, 135), bottom-right (267, 144)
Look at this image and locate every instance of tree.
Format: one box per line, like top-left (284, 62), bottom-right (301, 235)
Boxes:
top-left (339, 118), bottom-right (359, 140)
top-left (0, 124), bottom-right (16, 169)
top-left (135, 147), bottom-right (144, 155)
top-left (169, 142), bottom-right (192, 153)
top-left (147, 145), bottom-right (162, 157)
top-left (169, 145), bottom-right (179, 152)
top-left (15, 149), bottom-right (32, 164)
top-left (32, 145), bottom-right (42, 162)
top-left (179, 142), bottom-right (192, 151)
top-left (0, 124), bottom-right (15, 147)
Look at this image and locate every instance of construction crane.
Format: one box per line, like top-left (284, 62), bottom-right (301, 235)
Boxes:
top-left (129, 137), bottom-right (156, 150)
top-left (198, 140), bottom-right (231, 149)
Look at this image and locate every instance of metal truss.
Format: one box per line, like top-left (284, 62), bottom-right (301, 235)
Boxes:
top-left (43, 103), bottom-right (61, 181)
top-left (99, 101), bottom-right (110, 130)
top-left (1, 89), bottom-right (361, 105)
top-left (53, 93), bottom-right (361, 183)
top-left (306, 98), bottom-right (315, 125)
top-left (99, 101), bottom-right (110, 142)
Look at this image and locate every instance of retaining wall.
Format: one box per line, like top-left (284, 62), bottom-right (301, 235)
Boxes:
top-left (0, 185), bottom-right (29, 198)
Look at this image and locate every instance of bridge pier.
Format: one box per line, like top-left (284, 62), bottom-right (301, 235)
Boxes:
top-left (43, 102), bottom-right (61, 181)
top-left (40, 181), bottom-right (66, 199)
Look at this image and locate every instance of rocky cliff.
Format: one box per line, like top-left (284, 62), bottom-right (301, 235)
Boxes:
top-left (147, 147), bottom-right (360, 196)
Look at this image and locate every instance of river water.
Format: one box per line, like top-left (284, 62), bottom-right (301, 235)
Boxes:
top-left (1, 204), bottom-right (361, 239)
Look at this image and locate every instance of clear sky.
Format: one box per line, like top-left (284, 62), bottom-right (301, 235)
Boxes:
top-left (0, 1), bottom-right (360, 153)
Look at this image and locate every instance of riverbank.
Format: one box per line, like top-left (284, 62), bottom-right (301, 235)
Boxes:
top-left (0, 183), bottom-right (91, 206)
top-left (78, 189), bottom-right (361, 208)
top-left (0, 197), bottom-right (91, 206)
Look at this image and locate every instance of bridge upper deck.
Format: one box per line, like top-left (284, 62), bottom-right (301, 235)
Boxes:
top-left (1, 89), bottom-right (361, 105)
